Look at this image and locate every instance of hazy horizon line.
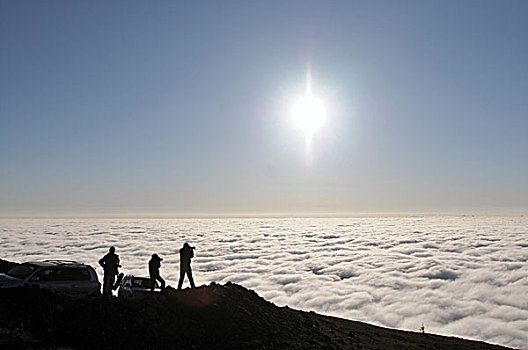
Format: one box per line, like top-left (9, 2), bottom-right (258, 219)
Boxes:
top-left (1, 209), bottom-right (527, 220)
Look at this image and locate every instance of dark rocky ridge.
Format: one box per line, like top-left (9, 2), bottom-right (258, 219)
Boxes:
top-left (0, 259), bottom-right (513, 349)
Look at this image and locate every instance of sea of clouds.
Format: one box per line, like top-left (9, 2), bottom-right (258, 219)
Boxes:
top-left (1, 216), bottom-right (527, 348)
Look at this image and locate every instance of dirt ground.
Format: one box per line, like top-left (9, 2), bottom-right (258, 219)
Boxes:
top-left (0, 279), bottom-right (513, 350)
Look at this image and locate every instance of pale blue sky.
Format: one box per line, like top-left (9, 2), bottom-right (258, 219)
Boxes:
top-left (1, 1), bottom-right (527, 215)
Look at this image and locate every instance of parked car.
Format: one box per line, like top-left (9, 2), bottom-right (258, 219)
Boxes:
top-left (118, 275), bottom-right (159, 298)
top-left (0, 260), bottom-right (101, 295)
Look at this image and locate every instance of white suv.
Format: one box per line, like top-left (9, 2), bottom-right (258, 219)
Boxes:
top-left (118, 275), bottom-right (160, 298)
top-left (0, 260), bottom-right (101, 295)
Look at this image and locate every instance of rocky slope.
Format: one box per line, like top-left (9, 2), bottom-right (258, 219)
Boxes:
top-left (0, 259), bottom-right (513, 349)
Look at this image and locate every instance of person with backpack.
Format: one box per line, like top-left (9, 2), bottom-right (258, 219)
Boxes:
top-left (99, 246), bottom-right (121, 296)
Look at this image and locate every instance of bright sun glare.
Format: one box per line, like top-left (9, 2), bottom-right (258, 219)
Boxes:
top-left (291, 74), bottom-right (326, 150)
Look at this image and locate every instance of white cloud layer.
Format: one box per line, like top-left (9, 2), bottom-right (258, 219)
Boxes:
top-left (1, 216), bottom-right (527, 349)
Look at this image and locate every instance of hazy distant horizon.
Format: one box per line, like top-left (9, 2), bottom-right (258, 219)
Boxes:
top-left (1, 209), bottom-right (527, 219)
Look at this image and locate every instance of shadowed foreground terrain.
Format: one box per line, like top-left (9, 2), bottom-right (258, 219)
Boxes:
top-left (0, 283), bottom-right (513, 350)
top-left (0, 259), bottom-right (513, 349)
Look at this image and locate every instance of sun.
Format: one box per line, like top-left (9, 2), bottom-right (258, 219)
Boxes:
top-left (291, 78), bottom-right (326, 150)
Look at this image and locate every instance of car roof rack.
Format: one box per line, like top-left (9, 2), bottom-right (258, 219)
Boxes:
top-left (43, 259), bottom-right (80, 265)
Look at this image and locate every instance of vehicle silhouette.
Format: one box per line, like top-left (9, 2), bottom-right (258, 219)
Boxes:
top-left (0, 260), bottom-right (100, 295)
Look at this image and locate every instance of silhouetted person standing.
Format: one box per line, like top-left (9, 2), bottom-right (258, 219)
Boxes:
top-left (99, 246), bottom-right (120, 296)
top-left (178, 243), bottom-right (196, 289)
top-left (149, 253), bottom-right (165, 292)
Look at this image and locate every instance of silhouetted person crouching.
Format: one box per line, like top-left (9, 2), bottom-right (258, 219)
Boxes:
top-left (149, 253), bottom-right (165, 292)
top-left (178, 243), bottom-right (196, 289)
top-left (99, 246), bottom-right (120, 296)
